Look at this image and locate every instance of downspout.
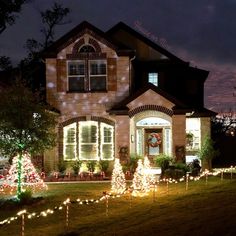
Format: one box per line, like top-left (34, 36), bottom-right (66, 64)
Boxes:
top-left (129, 54), bottom-right (136, 94)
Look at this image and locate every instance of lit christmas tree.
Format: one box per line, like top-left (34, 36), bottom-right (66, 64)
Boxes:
top-left (132, 159), bottom-right (149, 196)
top-left (111, 158), bottom-right (126, 194)
top-left (143, 156), bottom-right (156, 188)
top-left (0, 153), bottom-right (47, 195)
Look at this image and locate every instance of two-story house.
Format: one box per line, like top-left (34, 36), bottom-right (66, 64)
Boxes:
top-left (43, 21), bottom-right (215, 172)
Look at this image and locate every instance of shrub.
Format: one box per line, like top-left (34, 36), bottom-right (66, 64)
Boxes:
top-left (71, 161), bottom-right (82, 175)
top-left (98, 160), bottom-right (109, 173)
top-left (164, 168), bottom-right (185, 179)
top-left (18, 189), bottom-right (32, 204)
top-left (128, 154), bottom-right (142, 173)
top-left (58, 161), bottom-right (67, 173)
top-left (86, 161), bottom-right (97, 173)
top-left (155, 154), bottom-right (172, 173)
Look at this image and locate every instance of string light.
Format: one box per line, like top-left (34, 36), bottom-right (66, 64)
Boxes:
top-left (0, 166), bottom-right (235, 227)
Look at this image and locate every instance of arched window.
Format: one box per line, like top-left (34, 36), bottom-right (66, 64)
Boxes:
top-left (79, 45), bottom-right (95, 53)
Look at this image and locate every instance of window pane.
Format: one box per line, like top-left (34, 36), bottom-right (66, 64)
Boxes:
top-left (103, 127), bottom-right (112, 143)
top-left (102, 144), bottom-right (112, 159)
top-left (148, 73), bottom-right (158, 86)
top-left (69, 77), bottom-right (84, 91)
top-left (90, 76), bottom-right (106, 91)
top-left (100, 123), bottom-right (114, 160)
top-left (90, 61), bottom-right (106, 75)
top-left (80, 144), bottom-right (97, 159)
top-left (63, 123), bottom-right (76, 160)
top-left (79, 121), bottom-right (98, 160)
top-left (68, 61), bottom-right (85, 75)
top-left (81, 125), bottom-right (97, 143)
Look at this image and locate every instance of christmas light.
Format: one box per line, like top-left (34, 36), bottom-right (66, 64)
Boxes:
top-left (132, 159), bottom-right (149, 196)
top-left (111, 158), bottom-right (126, 194)
top-left (0, 153), bottom-right (47, 195)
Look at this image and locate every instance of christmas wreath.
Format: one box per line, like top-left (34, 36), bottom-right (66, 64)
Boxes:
top-left (147, 133), bottom-right (161, 147)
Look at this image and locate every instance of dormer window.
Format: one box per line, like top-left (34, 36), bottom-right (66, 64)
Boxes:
top-left (148, 72), bottom-right (158, 86)
top-left (67, 42), bottom-right (107, 92)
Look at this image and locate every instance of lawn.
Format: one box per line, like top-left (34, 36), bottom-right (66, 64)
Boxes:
top-left (1, 176), bottom-right (236, 236)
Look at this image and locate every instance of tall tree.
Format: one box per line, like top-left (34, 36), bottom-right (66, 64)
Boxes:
top-left (0, 80), bottom-right (57, 198)
top-left (0, 0), bottom-right (30, 34)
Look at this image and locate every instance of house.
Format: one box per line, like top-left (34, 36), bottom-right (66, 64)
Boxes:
top-left (43, 21), bottom-right (216, 172)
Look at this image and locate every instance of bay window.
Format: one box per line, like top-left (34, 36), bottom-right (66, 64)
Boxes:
top-left (63, 121), bottom-right (114, 161)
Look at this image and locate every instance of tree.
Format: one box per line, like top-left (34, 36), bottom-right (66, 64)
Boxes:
top-left (0, 80), bottom-right (57, 198)
top-left (0, 0), bottom-right (30, 34)
top-left (24, 2), bottom-right (70, 60)
top-left (20, 2), bottom-right (70, 91)
top-left (0, 56), bottom-right (12, 71)
top-left (198, 135), bottom-right (219, 170)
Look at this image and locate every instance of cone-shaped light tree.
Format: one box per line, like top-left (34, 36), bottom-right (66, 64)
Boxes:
top-left (143, 156), bottom-right (156, 187)
top-left (1, 153), bottom-right (47, 194)
top-left (111, 158), bottom-right (126, 194)
top-left (132, 159), bottom-right (149, 196)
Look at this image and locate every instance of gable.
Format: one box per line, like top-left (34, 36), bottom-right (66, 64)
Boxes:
top-left (127, 89), bottom-right (175, 111)
top-left (107, 22), bottom-right (184, 63)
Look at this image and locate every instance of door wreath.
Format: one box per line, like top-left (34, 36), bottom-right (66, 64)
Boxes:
top-left (147, 133), bottom-right (161, 147)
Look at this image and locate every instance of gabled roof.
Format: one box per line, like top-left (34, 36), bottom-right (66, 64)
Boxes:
top-left (43, 21), bottom-right (135, 58)
top-left (108, 83), bottom-right (189, 115)
top-left (106, 22), bottom-right (187, 64)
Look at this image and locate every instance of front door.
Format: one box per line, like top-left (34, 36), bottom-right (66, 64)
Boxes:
top-left (145, 129), bottom-right (163, 158)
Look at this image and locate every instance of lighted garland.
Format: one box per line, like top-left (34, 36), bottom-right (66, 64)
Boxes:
top-left (0, 166), bottom-right (235, 228)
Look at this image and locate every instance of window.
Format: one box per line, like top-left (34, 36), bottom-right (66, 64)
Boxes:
top-left (100, 123), bottom-right (114, 160)
top-left (67, 60), bottom-right (107, 92)
top-left (63, 123), bottom-right (77, 160)
top-left (63, 121), bottom-right (114, 161)
top-left (68, 61), bottom-right (85, 91)
top-left (148, 73), bottom-right (158, 86)
top-left (79, 121), bottom-right (98, 160)
top-left (89, 60), bottom-right (107, 91)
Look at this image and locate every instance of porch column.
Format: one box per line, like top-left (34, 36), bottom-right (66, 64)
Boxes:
top-left (115, 115), bottom-right (130, 164)
top-left (172, 114), bottom-right (186, 162)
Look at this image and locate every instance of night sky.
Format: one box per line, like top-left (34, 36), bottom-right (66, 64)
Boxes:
top-left (0, 0), bottom-right (235, 112)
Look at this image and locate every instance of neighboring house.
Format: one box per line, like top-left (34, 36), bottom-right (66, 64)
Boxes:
top-left (43, 21), bottom-right (216, 172)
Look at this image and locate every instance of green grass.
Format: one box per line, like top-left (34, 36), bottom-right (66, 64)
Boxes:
top-left (1, 178), bottom-right (236, 236)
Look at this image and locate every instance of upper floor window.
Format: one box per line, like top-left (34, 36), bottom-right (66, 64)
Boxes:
top-left (148, 72), bottom-right (158, 86)
top-left (67, 59), bottom-right (107, 92)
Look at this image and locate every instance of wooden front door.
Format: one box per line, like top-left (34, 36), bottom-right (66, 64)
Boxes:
top-left (145, 128), bottom-right (163, 158)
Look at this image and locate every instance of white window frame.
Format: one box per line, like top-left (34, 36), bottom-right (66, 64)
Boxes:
top-left (89, 59), bottom-right (107, 91)
top-left (100, 123), bottom-right (114, 160)
top-left (63, 123), bottom-right (77, 161)
top-left (79, 121), bottom-right (99, 160)
top-left (67, 60), bottom-right (85, 91)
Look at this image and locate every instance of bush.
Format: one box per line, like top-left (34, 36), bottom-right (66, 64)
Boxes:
top-left (58, 161), bottom-right (67, 173)
top-left (98, 160), bottom-right (109, 173)
top-left (155, 154), bottom-right (172, 173)
top-left (172, 163), bottom-right (190, 173)
top-left (86, 161), bottom-right (97, 173)
top-left (71, 161), bottom-right (82, 175)
top-left (18, 189), bottom-right (32, 203)
top-left (164, 168), bottom-right (185, 179)
top-left (128, 154), bottom-right (142, 173)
